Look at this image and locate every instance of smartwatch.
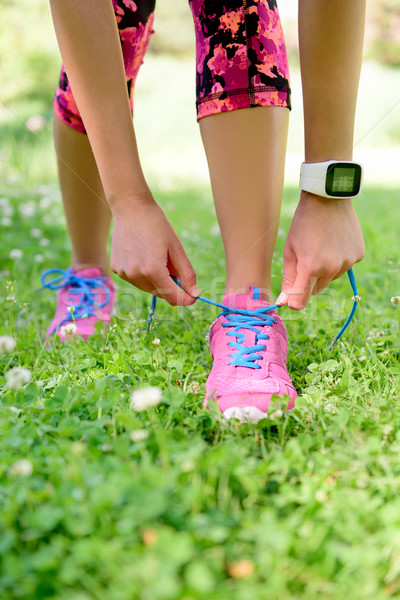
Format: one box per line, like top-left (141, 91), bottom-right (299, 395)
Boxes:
top-left (300, 160), bottom-right (363, 199)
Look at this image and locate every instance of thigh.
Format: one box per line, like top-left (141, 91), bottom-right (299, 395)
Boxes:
top-left (189, 0), bottom-right (291, 120)
top-left (54, 0), bottom-right (156, 132)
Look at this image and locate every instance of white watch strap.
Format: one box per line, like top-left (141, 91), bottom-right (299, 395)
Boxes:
top-left (300, 161), bottom-right (337, 197)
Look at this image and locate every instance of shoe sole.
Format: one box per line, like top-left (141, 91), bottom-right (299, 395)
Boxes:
top-left (222, 406), bottom-right (268, 423)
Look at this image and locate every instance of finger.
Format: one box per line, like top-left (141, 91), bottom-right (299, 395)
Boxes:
top-left (168, 244), bottom-right (199, 298)
top-left (311, 276), bottom-right (336, 296)
top-left (311, 261), bottom-right (349, 295)
top-left (276, 248), bottom-right (297, 306)
top-left (148, 267), bottom-right (196, 306)
top-left (114, 264), bottom-right (194, 306)
top-left (116, 271), bottom-right (157, 296)
top-left (331, 260), bottom-right (354, 282)
top-left (287, 270), bottom-right (318, 310)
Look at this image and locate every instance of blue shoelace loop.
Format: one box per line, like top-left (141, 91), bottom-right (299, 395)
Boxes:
top-left (40, 267), bottom-right (110, 333)
top-left (328, 268), bottom-right (359, 349)
top-left (147, 269), bottom-right (359, 355)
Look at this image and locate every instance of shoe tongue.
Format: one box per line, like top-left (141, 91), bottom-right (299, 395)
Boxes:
top-left (249, 286), bottom-right (261, 301)
top-left (222, 286), bottom-right (276, 312)
top-left (73, 267), bottom-right (103, 279)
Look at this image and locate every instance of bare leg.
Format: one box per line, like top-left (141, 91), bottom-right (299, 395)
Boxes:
top-left (200, 107), bottom-right (289, 303)
top-left (53, 114), bottom-right (112, 275)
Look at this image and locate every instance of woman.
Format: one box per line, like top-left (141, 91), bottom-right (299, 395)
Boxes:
top-left (43, 0), bottom-right (365, 421)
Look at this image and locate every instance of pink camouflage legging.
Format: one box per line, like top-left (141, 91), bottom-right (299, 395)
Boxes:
top-left (54, 0), bottom-right (291, 133)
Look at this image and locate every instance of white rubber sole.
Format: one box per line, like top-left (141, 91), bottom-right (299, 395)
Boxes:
top-left (223, 406), bottom-right (268, 423)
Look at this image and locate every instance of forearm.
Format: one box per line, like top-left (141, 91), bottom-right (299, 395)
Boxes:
top-left (298, 0), bottom-right (366, 162)
top-left (49, 0), bottom-right (150, 207)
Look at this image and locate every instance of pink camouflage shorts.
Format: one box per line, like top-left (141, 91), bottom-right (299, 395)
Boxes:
top-left (54, 0), bottom-right (291, 132)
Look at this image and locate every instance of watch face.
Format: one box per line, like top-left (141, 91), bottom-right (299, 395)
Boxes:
top-left (325, 163), bottom-right (362, 197)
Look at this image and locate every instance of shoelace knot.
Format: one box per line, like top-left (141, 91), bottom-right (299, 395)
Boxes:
top-left (40, 268), bottom-right (110, 334)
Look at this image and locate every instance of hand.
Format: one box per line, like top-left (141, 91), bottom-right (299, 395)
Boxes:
top-left (277, 191), bottom-right (365, 310)
top-left (110, 197), bottom-right (199, 306)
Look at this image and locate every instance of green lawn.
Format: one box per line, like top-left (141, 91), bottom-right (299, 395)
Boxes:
top-left (1, 175), bottom-right (400, 599)
top-left (2, 4), bottom-right (400, 598)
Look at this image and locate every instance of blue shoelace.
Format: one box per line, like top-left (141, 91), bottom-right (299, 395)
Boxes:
top-left (40, 267), bottom-right (110, 334)
top-left (220, 300), bottom-right (277, 369)
top-left (147, 269), bottom-right (360, 366)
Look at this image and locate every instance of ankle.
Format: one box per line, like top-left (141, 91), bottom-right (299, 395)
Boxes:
top-left (71, 262), bottom-right (111, 277)
top-left (223, 283), bottom-right (273, 304)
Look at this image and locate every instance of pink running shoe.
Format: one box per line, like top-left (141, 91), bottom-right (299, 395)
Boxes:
top-left (205, 286), bottom-right (297, 422)
top-left (41, 267), bottom-right (116, 341)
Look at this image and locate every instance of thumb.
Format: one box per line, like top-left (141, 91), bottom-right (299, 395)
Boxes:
top-left (276, 249), bottom-right (297, 306)
top-left (286, 269), bottom-right (318, 310)
top-left (168, 244), bottom-right (200, 299)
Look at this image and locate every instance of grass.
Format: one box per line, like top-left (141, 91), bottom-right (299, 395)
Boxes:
top-left (1, 177), bottom-right (400, 599)
top-left (2, 4), bottom-right (400, 598)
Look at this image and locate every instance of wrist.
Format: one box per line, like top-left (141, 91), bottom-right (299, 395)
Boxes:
top-left (299, 190), bottom-right (354, 213)
top-left (300, 189), bottom-right (353, 203)
top-left (107, 184), bottom-right (155, 213)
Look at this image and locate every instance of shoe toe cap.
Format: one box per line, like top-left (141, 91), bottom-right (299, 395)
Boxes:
top-left (212, 389), bottom-right (296, 417)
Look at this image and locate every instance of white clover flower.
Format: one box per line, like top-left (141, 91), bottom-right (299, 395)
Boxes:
top-left (0, 335), bottom-right (16, 354)
top-left (351, 295), bottom-right (361, 303)
top-left (382, 424), bottom-right (394, 437)
top-left (70, 440), bottom-right (86, 456)
top-left (356, 476), bottom-right (368, 489)
top-left (269, 409), bottom-right (283, 420)
top-left (19, 203), bottom-right (35, 218)
top-left (34, 254), bottom-right (44, 263)
top-left (1, 217), bottom-right (11, 227)
top-left (315, 489), bottom-right (328, 503)
top-left (60, 323), bottom-right (77, 337)
top-left (210, 224), bottom-right (221, 237)
top-left (180, 458), bottom-right (196, 472)
top-left (39, 196), bottom-right (52, 210)
top-left (25, 115), bottom-right (45, 132)
top-left (152, 338), bottom-right (161, 346)
top-left (67, 306), bottom-right (75, 314)
top-left (39, 238), bottom-right (50, 247)
top-left (9, 459), bottom-right (33, 477)
top-left (130, 386), bottom-right (162, 411)
top-left (130, 429), bottom-right (149, 442)
top-left (0, 197), bottom-right (10, 208)
top-left (5, 367), bottom-right (32, 390)
top-left (391, 296), bottom-right (400, 305)
top-left (9, 249), bottom-right (23, 260)
top-left (30, 228), bottom-right (42, 238)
